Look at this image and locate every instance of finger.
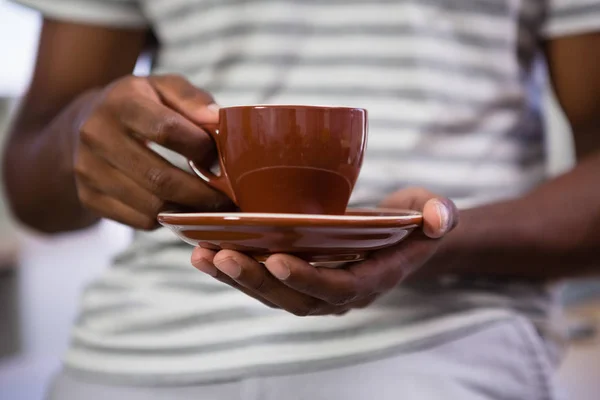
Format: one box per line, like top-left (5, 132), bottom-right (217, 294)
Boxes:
top-left (80, 119), bottom-right (232, 210)
top-left (77, 185), bottom-right (159, 230)
top-left (347, 235), bottom-right (443, 285)
top-left (263, 254), bottom-right (372, 306)
top-left (272, 236), bottom-right (442, 304)
top-left (212, 250), bottom-right (326, 316)
top-left (422, 197), bottom-right (459, 239)
top-left (378, 187), bottom-right (459, 238)
top-left (107, 136), bottom-right (229, 210)
top-left (148, 75), bottom-right (219, 126)
top-left (191, 248), bottom-right (280, 309)
top-left (75, 143), bottom-right (166, 216)
top-left (116, 97), bottom-right (215, 161)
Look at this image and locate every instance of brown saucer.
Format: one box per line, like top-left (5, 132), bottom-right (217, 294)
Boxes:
top-left (157, 209), bottom-right (422, 267)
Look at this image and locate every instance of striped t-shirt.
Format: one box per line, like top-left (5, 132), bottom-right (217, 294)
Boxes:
top-left (15, 0), bottom-right (600, 385)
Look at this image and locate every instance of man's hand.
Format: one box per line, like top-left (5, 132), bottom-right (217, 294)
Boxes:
top-left (191, 188), bottom-right (458, 316)
top-left (73, 74), bottom-right (232, 230)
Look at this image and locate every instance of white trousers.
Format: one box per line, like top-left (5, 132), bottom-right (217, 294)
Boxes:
top-left (48, 317), bottom-right (565, 400)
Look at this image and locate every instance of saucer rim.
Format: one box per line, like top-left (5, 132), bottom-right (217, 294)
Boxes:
top-left (157, 208), bottom-right (422, 228)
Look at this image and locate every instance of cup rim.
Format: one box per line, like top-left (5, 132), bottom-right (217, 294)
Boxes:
top-left (219, 104), bottom-right (367, 112)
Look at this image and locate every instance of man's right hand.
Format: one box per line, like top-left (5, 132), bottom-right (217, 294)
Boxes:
top-left (73, 74), bottom-right (232, 230)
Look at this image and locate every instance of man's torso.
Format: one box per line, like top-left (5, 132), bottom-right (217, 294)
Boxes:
top-left (62, 0), bottom-right (560, 385)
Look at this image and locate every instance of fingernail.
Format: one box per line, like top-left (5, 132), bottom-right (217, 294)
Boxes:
top-left (268, 259), bottom-right (291, 281)
top-left (215, 258), bottom-right (241, 279)
top-left (207, 103), bottom-right (220, 114)
top-left (192, 257), bottom-right (218, 277)
top-left (434, 199), bottom-right (450, 234)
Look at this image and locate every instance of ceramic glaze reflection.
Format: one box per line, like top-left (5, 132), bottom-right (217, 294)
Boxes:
top-left (235, 166), bottom-right (351, 214)
top-left (189, 105), bottom-right (368, 214)
top-left (159, 209), bottom-right (421, 267)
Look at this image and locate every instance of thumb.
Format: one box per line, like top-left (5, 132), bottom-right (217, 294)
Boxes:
top-left (422, 197), bottom-right (459, 239)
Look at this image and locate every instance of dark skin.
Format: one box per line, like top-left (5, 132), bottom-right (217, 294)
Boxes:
top-left (420, 34), bottom-right (600, 281)
top-left (3, 20), bottom-right (232, 232)
top-left (191, 34), bottom-right (600, 315)
top-left (3, 20), bottom-right (599, 316)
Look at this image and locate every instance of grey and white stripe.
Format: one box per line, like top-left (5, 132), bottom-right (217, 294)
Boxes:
top-left (13, 0), bottom-right (600, 386)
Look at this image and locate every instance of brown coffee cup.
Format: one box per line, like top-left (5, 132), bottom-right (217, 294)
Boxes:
top-left (189, 105), bottom-right (368, 215)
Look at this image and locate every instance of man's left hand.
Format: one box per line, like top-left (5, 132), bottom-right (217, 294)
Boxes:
top-left (191, 188), bottom-right (458, 316)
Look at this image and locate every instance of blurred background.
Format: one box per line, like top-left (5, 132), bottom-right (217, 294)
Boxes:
top-left (0, 0), bottom-right (599, 399)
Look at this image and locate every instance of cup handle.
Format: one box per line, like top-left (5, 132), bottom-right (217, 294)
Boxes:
top-left (188, 125), bottom-right (236, 203)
